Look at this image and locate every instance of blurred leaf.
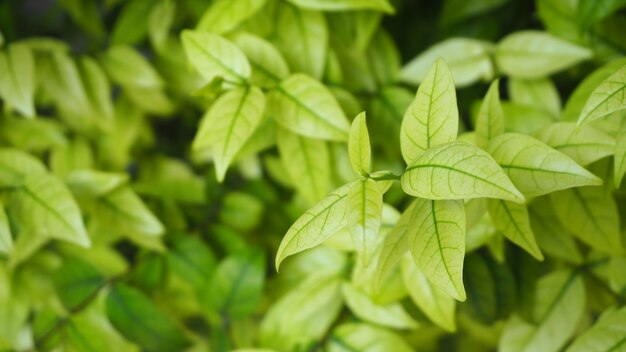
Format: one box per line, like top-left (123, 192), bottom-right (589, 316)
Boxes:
top-left (197, 0), bottom-right (267, 34)
top-left (567, 305), bottom-right (626, 351)
top-left (111, 0), bottom-right (154, 45)
top-left (232, 33), bottom-right (290, 88)
top-left (348, 112), bottom-right (371, 175)
top-left (100, 46), bottom-right (163, 88)
top-left (0, 43), bottom-right (35, 117)
top-left (535, 122), bottom-right (615, 165)
top-left (53, 257), bottom-right (105, 312)
top-left (577, 64), bottom-right (626, 126)
top-left (475, 79), bottom-right (504, 149)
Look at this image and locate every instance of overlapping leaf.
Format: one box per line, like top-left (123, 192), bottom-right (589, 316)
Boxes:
top-left (347, 178), bottom-right (383, 267)
top-left (349, 112), bottom-right (371, 175)
top-left (577, 64), bottom-right (626, 125)
top-left (475, 79), bottom-right (505, 149)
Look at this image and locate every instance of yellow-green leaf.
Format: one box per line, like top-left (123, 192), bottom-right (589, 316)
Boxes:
top-left (0, 202), bottom-right (13, 255)
top-left (232, 33), bottom-right (290, 88)
top-left (487, 200), bottom-right (543, 260)
top-left (374, 201), bottom-right (415, 288)
top-left (475, 79), bottom-right (505, 149)
top-left (196, 0), bottom-right (267, 34)
top-left (509, 78), bottom-right (561, 117)
top-left (347, 178), bottom-right (383, 267)
top-left (0, 43), bottom-right (35, 117)
top-left (286, 0), bottom-right (394, 13)
top-left (577, 64), bottom-right (626, 126)
top-left (535, 121), bottom-right (614, 166)
top-left (341, 283), bottom-right (418, 329)
top-left (349, 112), bottom-right (371, 175)
top-left (567, 306), bottom-right (626, 352)
top-left (615, 122), bottom-right (626, 187)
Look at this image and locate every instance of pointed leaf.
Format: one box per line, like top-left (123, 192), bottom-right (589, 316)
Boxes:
top-left (475, 79), bottom-right (505, 149)
top-left (0, 43), bottom-right (35, 117)
top-left (374, 201), bottom-right (415, 288)
top-left (232, 33), bottom-right (290, 88)
top-left (341, 283), bottom-right (418, 329)
top-left (487, 133), bottom-right (601, 197)
top-left (577, 64), bottom-right (626, 125)
top-left (401, 142), bottom-right (525, 203)
top-left (0, 202), bottom-right (12, 255)
top-left (535, 122), bottom-right (614, 166)
top-left (400, 58), bottom-right (458, 164)
top-left (286, 0), bottom-right (394, 13)
top-left (567, 306), bottom-right (626, 352)
top-left (615, 123), bottom-right (626, 187)
top-left (487, 200), bottom-right (543, 260)
top-left (100, 45), bottom-right (162, 88)
top-left (196, 0), bottom-right (267, 34)
top-left (349, 112), bottom-right (371, 175)
top-left (347, 178), bottom-right (383, 267)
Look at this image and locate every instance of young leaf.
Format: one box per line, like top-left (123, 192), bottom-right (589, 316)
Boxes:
top-left (535, 122), bottom-right (614, 165)
top-left (577, 64), bottom-right (626, 126)
top-left (275, 181), bottom-right (355, 270)
top-left (277, 128), bottom-right (330, 205)
top-left (347, 178), bottom-right (383, 267)
top-left (285, 0), bottom-right (394, 13)
top-left (106, 283), bottom-right (190, 351)
top-left (487, 200), bottom-right (543, 260)
top-left (0, 43), bottom-right (35, 117)
top-left (551, 186), bottom-right (622, 254)
top-left (475, 79), bottom-right (505, 149)
top-left (328, 323), bottom-right (413, 352)
top-left (193, 86), bottom-right (266, 181)
top-left (401, 142), bottom-right (525, 203)
top-left (349, 112), bottom-right (371, 175)
top-left (53, 257), bottom-right (105, 311)
top-left (495, 31), bottom-right (592, 78)
top-left (500, 270), bottom-right (585, 352)
top-left (181, 30), bottom-right (251, 84)
top-left (269, 74), bottom-right (349, 141)
top-left (487, 133), bottom-right (602, 197)
top-left (567, 306), bottom-right (626, 352)
top-left (341, 283), bottom-right (418, 329)
top-left (0, 202), bottom-right (13, 255)
top-left (196, 0), bottom-right (267, 34)
top-left (615, 123), bottom-right (626, 187)
top-left (401, 256), bottom-right (456, 332)
top-left (409, 198), bottom-right (466, 301)
top-left (374, 201), bottom-right (415, 288)
top-left (232, 33), bottom-right (290, 88)
top-left (400, 58), bottom-right (458, 164)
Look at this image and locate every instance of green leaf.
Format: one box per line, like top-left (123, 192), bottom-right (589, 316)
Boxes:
top-left (328, 323), bottom-right (413, 352)
top-left (203, 249), bottom-right (265, 319)
top-left (65, 305), bottom-right (139, 352)
top-left (269, 73), bottom-right (349, 141)
top-left (274, 3), bottom-right (328, 79)
top-left (0, 116), bottom-right (66, 153)
top-left (181, 30), bottom-right (251, 84)
top-left (0, 202), bottom-right (13, 255)
top-left (341, 283), bottom-right (418, 329)
top-left (347, 178), bottom-right (383, 267)
top-left (487, 200), bottom-right (543, 260)
top-left (367, 30), bottom-right (401, 85)
top-left (0, 148), bottom-right (46, 187)
top-left (615, 123), bottom-right (626, 187)
top-left (400, 59), bottom-right (459, 164)
top-left (508, 78), bottom-right (561, 117)
top-left (567, 306), bottom-right (626, 352)
top-left (285, 0), bottom-right (394, 13)
top-left (275, 181), bottom-right (355, 270)
top-left (232, 33), bottom-right (290, 88)
top-left (110, 0), bottom-right (153, 45)
top-left (475, 79), bottom-right (505, 149)
top-left (100, 45), bottom-right (163, 88)
top-left (374, 201), bottom-right (415, 288)
top-left (79, 56), bottom-right (115, 123)
top-left (0, 43), bottom-right (35, 117)
top-left (196, 0), bottom-right (267, 34)
top-left (12, 173), bottom-right (90, 247)
top-left (501, 102), bottom-right (554, 135)
top-left (53, 257), bottom-right (105, 311)
top-left (349, 112), bottom-right (371, 175)
top-left (167, 236), bottom-right (216, 290)
top-left (401, 256), bottom-right (456, 332)
top-left (535, 122), bottom-right (615, 165)
top-left (576, 0), bottom-right (626, 31)
top-left (495, 31), bottom-right (592, 78)
top-left (500, 270), bottom-right (585, 352)
top-left (408, 198), bottom-right (466, 301)
top-left (577, 64), bottom-right (626, 126)
top-left (65, 170), bottom-right (128, 197)
top-left (401, 142), bottom-right (525, 203)
top-left (487, 133), bottom-right (601, 197)
top-left (551, 186), bottom-right (623, 254)
top-left (192, 86), bottom-right (266, 181)
top-left (106, 283), bottom-right (190, 351)
top-left (400, 38), bottom-right (493, 88)
top-left (277, 128), bottom-right (330, 204)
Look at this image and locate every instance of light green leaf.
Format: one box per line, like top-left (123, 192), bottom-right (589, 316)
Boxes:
top-left (66, 170), bottom-right (128, 197)
top-left (401, 256), bottom-right (456, 332)
top-left (328, 323), bottom-right (413, 352)
top-left (615, 123), bottom-right (626, 187)
top-left (475, 79), bottom-right (505, 149)
top-left (401, 142), bottom-right (525, 203)
top-left (349, 112), bottom-right (371, 175)
top-left (369, 86), bottom-right (413, 156)
top-left (374, 201), bottom-right (415, 288)
top-left (0, 116), bottom-right (66, 154)
top-left (274, 3), bottom-right (327, 79)
top-left (50, 137), bottom-right (93, 178)
top-left (501, 102), bottom-right (555, 135)
top-left (341, 283), bottom-right (418, 329)
top-left (487, 133), bottom-right (601, 197)
top-left (400, 38), bottom-right (493, 88)
top-left (79, 56), bottom-right (114, 122)
top-left (53, 256), bottom-right (105, 311)
top-left (551, 186), bottom-right (622, 254)
top-left (109, 0), bottom-right (152, 45)
top-left (192, 86), bottom-right (266, 182)
top-left (12, 173), bottom-right (90, 247)
top-left (286, 0), bottom-right (394, 12)
top-left (269, 73), bottom-right (349, 141)
top-left (65, 305), bottom-right (140, 352)
top-left (232, 33), bottom-right (290, 88)
top-left (535, 122), bottom-right (614, 165)
top-left (277, 128), bottom-right (330, 205)
top-left (367, 29), bottom-right (401, 85)
top-left (400, 58), bottom-right (459, 164)
top-left (409, 198), bottom-right (466, 301)
top-left (567, 306), bottom-right (626, 352)
top-left (0, 43), bottom-right (35, 117)
top-left (577, 0), bottom-right (626, 31)
top-left (500, 270), bottom-right (585, 352)
top-left (148, 0), bottom-right (175, 50)
top-left (0, 148), bottom-right (47, 187)
top-left (0, 202), bottom-right (12, 255)
top-left (106, 283), bottom-right (190, 351)
top-left (275, 181), bottom-right (355, 270)
top-left (181, 30), bottom-right (251, 84)
top-left (100, 45), bottom-right (163, 88)
top-left (167, 237), bottom-right (216, 291)
top-left (347, 178), bottom-right (383, 267)
top-left (577, 64), bottom-right (626, 126)
top-left (495, 30), bottom-right (592, 78)
top-left (487, 200), bottom-right (543, 260)
top-left (196, 0), bottom-right (267, 34)
top-left (509, 78), bottom-right (561, 117)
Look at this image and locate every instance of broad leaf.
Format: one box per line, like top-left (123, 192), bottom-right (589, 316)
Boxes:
top-left (196, 0), bottom-right (267, 34)
top-left (347, 178), bottom-right (383, 267)
top-left (400, 58), bottom-right (458, 164)
top-left (509, 78), bottom-right (561, 117)
top-left (106, 283), bottom-right (190, 351)
top-left (551, 186), bottom-right (622, 254)
top-left (577, 64), bottom-right (626, 126)
top-left (0, 43), bottom-right (35, 117)
top-left (409, 198), bottom-right (466, 301)
top-left (401, 142), bottom-right (525, 203)
top-left (487, 200), bottom-right (543, 260)
top-left (349, 112), bottom-right (371, 175)
top-left (495, 31), bottom-right (592, 78)
top-left (0, 202), bottom-right (12, 255)
top-left (232, 33), bottom-right (290, 88)
top-left (475, 79), bottom-right (505, 149)
top-left (328, 323), bottom-right (413, 352)
top-left (277, 128), bottom-right (330, 204)
top-left (487, 133), bottom-right (601, 197)
top-left (269, 73), bottom-right (349, 141)
top-left (53, 257), bottom-right (105, 311)
top-left (286, 0), bottom-right (394, 13)
top-left (181, 30), bottom-right (251, 84)
top-left (535, 122), bottom-right (614, 165)
top-left (275, 181), bottom-right (355, 270)
top-left (567, 306), bottom-right (626, 352)
top-left (341, 283), bottom-right (417, 329)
